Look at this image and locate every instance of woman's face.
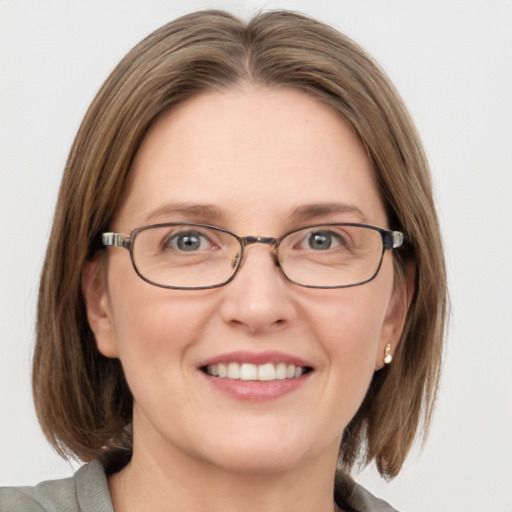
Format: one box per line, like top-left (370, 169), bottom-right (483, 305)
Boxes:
top-left (85, 87), bottom-right (407, 474)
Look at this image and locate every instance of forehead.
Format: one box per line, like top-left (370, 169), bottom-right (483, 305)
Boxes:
top-left (115, 86), bottom-right (387, 231)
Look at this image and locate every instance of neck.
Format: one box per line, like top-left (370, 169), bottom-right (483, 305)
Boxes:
top-left (108, 425), bottom-right (340, 512)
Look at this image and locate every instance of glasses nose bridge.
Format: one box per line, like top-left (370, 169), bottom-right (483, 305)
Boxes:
top-left (238, 235), bottom-right (280, 267)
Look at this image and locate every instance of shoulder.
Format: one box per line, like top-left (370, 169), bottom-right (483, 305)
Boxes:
top-left (335, 471), bottom-right (400, 512)
top-left (0, 460), bottom-right (113, 512)
top-left (0, 474), bottom-right (77, 512)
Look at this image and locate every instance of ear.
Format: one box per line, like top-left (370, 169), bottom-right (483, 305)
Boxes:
top-left (82, 258), bottom-right (119, 358)
top-left (375, 262), bottom-right (415, 370)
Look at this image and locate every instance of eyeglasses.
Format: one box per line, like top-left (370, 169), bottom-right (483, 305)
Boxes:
top-left (101, 222), bottom-right (405, 290)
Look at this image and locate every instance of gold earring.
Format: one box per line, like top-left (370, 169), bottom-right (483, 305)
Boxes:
top-left (383, 344), bottom-right (393, 365)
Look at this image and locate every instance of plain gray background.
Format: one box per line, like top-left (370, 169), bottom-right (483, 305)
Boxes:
top-left (1, 1), bottom-right (511, 511)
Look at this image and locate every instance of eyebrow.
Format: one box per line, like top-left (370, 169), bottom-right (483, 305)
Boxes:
top-left (288, 203), bottom-right (368, 223)
top-left (143, 202), bottom-right (225, 224)
top-left (142, 201), bottom-right (367, 225)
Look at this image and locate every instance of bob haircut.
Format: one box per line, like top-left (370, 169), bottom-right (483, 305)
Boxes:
top-left (33, 9), bottom-right (447, 479)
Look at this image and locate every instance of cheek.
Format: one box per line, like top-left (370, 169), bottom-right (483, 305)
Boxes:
top-left (105, 261), bottom-right (216, 392)
top-left (307, 285), bottom-right (390, 356)
top-left (302, 276), bottom-right (393, 395)
top-left (110, 288), bottom-right (211, 359)
top-left (106, 288), bottom-right (224, 443)
top-left (311, 299), bottom-right (385, 429)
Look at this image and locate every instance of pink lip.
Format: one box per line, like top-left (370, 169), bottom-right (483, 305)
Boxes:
top-left (198, 351), bottom-right (313, 402)
top-left (202, 375), bottom-right (310, 401)
top-left (199, 350), bottom-right (312, 368)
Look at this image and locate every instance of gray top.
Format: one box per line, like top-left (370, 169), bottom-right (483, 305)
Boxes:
top-left (0, 460), bottom-right (398, 512)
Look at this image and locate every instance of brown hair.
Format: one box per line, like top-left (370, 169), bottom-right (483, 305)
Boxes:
top-left (33, 9), bottom-right (447, 479)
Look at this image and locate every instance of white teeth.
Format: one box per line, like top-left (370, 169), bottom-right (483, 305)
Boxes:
top-left (258, 363), bottom-right (276, 381)
top-left (227, 362), bottom-right (240, 379)
top-left (276, 362), bottom-right (287, 380)
top-left (240, 363), bottom-right (258, 380)
top-left (205, 362), bottom-right (307, 381)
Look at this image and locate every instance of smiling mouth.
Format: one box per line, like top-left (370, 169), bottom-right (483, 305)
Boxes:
top-left (202, 362), bottom-right (312, 382)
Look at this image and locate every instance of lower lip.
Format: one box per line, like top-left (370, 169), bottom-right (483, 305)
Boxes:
top-left (201, 372), bottom-right (311, 401)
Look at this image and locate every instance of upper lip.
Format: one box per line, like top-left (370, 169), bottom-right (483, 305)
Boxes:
top-left (198, 350), bottom-right (313, 369)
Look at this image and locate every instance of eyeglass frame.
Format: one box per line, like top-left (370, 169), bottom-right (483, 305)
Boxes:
top-left (101, 222), bottom-right (405, 290)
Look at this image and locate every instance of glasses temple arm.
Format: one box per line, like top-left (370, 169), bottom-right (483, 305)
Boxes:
top-left (102, 232), bottom-right (130, 249)
top-left (383, 230), bottom-right (405, 250)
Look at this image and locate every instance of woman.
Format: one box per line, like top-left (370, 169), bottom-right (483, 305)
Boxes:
top-left (0, 9), bottom-right (446, 512)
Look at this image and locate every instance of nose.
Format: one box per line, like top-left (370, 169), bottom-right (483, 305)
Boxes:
top-left (219, 244), bottom-right (296, 335)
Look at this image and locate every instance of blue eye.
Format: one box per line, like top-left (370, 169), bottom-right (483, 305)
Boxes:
top-left (305, 230), bottom-right (341, 251)
top-left (169, 231), bottom-right (210, 252)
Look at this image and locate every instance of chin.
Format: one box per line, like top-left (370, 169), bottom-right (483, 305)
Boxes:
top-left (204, 447), bottom-right (310, 475)
top-left (189, 427), bottom-right (338, 476)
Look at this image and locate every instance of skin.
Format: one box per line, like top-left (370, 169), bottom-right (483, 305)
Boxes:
top-left (83, 86), bottom-right (409, 512)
